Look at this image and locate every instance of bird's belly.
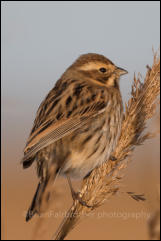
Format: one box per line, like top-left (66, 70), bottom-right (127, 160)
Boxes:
top-left (61, 153), bottom-right (107, 180)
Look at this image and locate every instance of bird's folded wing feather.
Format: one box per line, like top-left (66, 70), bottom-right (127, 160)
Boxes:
top-left (22, 102), bottom-right (106, 163)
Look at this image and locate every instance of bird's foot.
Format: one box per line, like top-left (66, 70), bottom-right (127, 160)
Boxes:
top-left (71, 191), bottom-right (92, 208)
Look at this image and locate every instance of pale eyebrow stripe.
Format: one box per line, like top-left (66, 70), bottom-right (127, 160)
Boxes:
top-left (79, 62), bottom-right (115, 72)
top-left (79, 62), bottom-right (108, 71)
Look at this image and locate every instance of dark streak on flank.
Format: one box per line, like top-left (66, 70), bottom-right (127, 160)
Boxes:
top-left (108, 116), bottom-right (111, 125)
top-left (108, 134), bottom-right (112, 143)
top-left (101, 118), bottom-right (106, 127)
top-left (81, 134), bottom-right (93, 146)
top-left (95, 132), bottom-right (103, 145)
top-left (100, 145), bottom-right (106, 155)
top-left (79, 127), bottom-right (90, 133)
top-left (87, 145), bottom-right (99, 159)
top-left (94, 125), bottom-right (103, 133)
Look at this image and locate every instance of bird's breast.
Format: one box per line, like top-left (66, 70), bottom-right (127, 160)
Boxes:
top-left (61, 102), bottom-right (122, 179)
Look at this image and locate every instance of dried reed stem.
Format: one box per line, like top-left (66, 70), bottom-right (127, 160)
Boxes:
top-left (53, 54), bottom-right (160, 240)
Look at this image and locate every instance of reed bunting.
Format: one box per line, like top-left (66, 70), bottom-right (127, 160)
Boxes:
top-left (22, 53), bottom-right (128, 221)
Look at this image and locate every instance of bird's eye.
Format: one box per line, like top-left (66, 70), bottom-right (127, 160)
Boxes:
top-left (99, 67), bottom-right (107, 73)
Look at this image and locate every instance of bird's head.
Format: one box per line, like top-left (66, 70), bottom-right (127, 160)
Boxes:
top-left (67, 53), bottom-right (128, 88)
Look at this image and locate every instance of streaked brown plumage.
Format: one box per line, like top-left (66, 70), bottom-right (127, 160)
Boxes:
top-left (22, 53), bottom-right (128, 221)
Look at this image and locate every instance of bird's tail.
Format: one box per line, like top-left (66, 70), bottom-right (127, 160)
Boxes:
top-left (26, 165), bottom-right (58, 222)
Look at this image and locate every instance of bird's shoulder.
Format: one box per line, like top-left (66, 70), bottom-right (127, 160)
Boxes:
top-left (30, 76), bottom-right (110, 135)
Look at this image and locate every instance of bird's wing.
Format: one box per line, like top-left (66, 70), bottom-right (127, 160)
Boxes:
top-left (22, 78), bottom-right (108, 164)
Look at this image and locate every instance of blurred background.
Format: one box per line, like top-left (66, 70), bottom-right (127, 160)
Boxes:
top-left (1, 1), bottom-right (160, 240)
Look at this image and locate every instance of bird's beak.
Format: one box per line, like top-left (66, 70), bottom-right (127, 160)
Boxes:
top-left (116, 67), bottom-right (128, 76)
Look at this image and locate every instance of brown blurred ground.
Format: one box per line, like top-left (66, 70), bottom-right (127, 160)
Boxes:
top-left (1, 115), bottom-right (160, 240)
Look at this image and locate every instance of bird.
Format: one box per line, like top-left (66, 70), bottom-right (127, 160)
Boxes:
top-left (22, 53), bottom-right (128, 221)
